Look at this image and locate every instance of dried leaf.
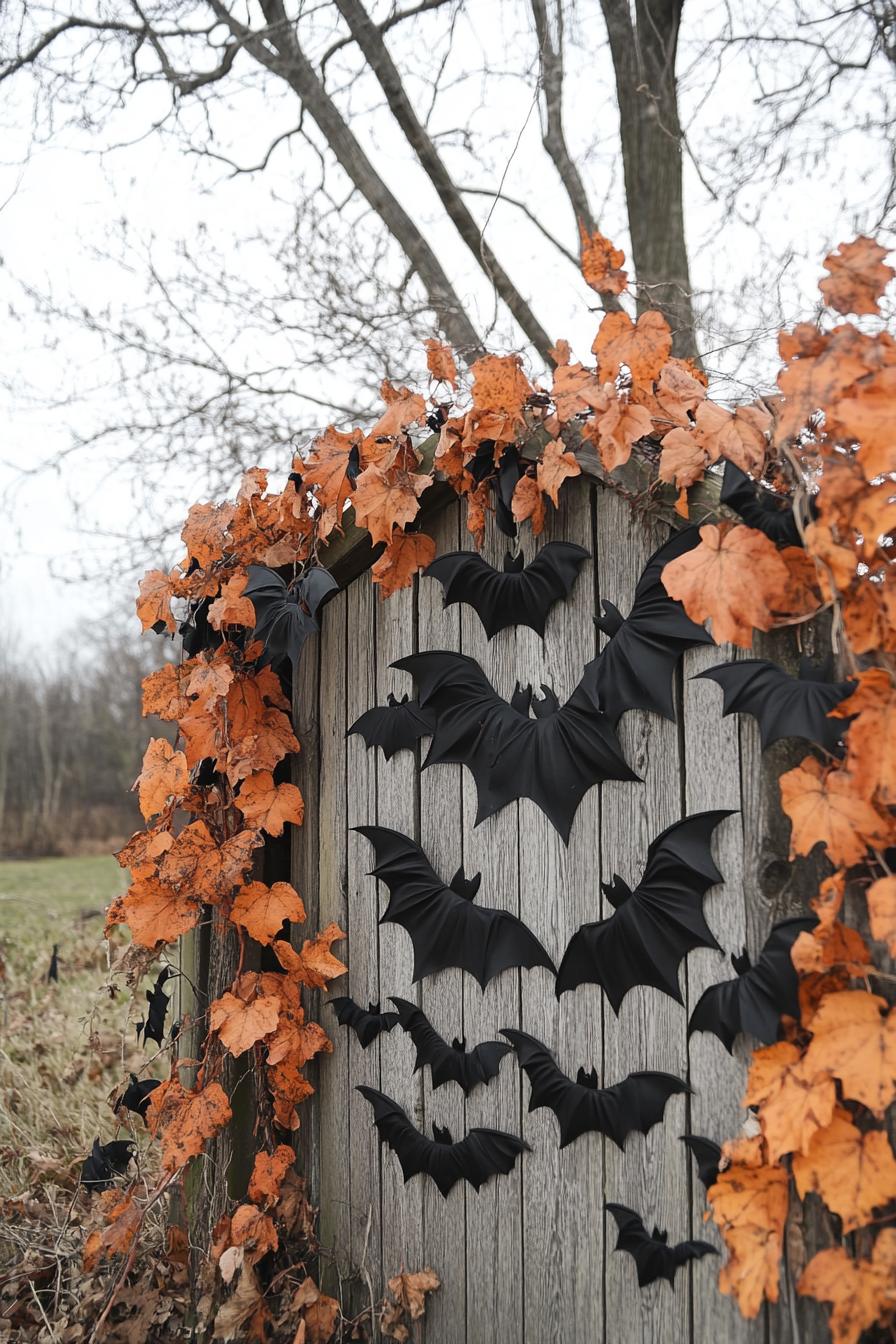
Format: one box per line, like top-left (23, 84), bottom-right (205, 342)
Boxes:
top-left (792, 1109), bottom-right (896, 1232)
top-left (803, 989), bottom-right (896, 1117)
top-left (371, 529), bottom-right (436, 598)
top-left (511, 474), bottom-right (545, 535)
top-left (230, 880), bottom-right (306, 945)
top-left (579, 226), bottom-right (628, 294)
top-left (424, 338), bottom-right (457, 385)
top-left (744, 1042), bottom-right (836, 1162)
top-left (273, 923), bottom-right (347, 990)
top-left (536, 438), bottom-right (581, 506)
top-left (661, 522), bottom-right (789, 646)
top-left (798, 1229), bottom-right (896, 1344)
top-left (819, 236), bottom-right (895, 316)
top-left (208, 572), bottom-right (256, 631)
top-left (210, 990), bottom-right (281, 1056)
top-left (236, 771), bottom-right (304, 836)
top-left (709, 1144), bottom-right (790, 1317)
top-left (137, 569), bottom-right (177, 634)
top-left (135, 738), bottom-right (188, 821)
top-left (780, 757), bottom-right (890, 866)
top-left (248, 1145), bottom-right (295, 1208)
top-left (592, 309), bottom-right (672, 385)
top-left (148, 1080), bottom-right (233, 1173)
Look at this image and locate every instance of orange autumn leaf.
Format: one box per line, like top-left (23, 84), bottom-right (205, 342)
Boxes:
top-left (384, 1267), bottom-right (442, 1334)
top-left (159, 821), bottom-right (261, 905)
top-left (835, 668), bottom-right (896, 803)
top-left (370, 379), bottom-right (427, 441)
top-left (469, 353), bottom-right (533, 419)
top-left (867, 875), bottom-right (896, 956)
top-left (592, 309), bottom-right (672, 386)
top-left (229, 1203), bottom-right (279, 1265)
top-left (208, 572), bottom-right (256, 631)
top-left (647, 359), bottom-right (707, 427)
top-left (147, 1079), bottom-right (232, 1173)
top-left (141, 662), bottom-right (194, 721)
top-left (511, 474), bottom-right (545, 535)
top-left (791, 920), bottom-right (872, 976)
top-left (819, 236), bottom-right (895, 316)
top-left (536, 438), bottom-right (581, 506)
top-left (83, 1192), bottom-right (141, 1273)
top-left (115, 824), bottom-right (173, 879)
top-left (661, 522), bottom-right (789, 646)
top-left (302, 426), bottom-right (360, 514)
top-left (186, 652), bottom-right (235, 703)
top-left (551, 360), bottom-right (610, 422)
top-left (829, 364), bottom-right (896, 482)
top-left (803, 989), bottom-right (896, 1117)
top-left (230, 880), bottom-right (306, 945)
top-left (371, 529), bottom-right (436, 598)
top-left (181, 501), bottom-right (235, 570)
top-left (265, 1009), bottom-right (332, 1068)
top-left (293, 1278), bottom-right (342, 1344)
top-left (709, 1147), bottom-right (789, 1318)
top-left (210, 990), bottom-right (281, 1056)
top-left (658, 427), bottom-right (707, 490)
top-left (135, 738), bottom-right (188, 820)
top-left (841, 576), bottom-right (896, 654)
top-left (273, 922), bottom-right (347, 990)
top-left (780, 757), bottom-right (890, 866)
top-left (792, 1109), bottom-right (896, 1232)
top-left (236, 771), bottom-right (304, 836)
top-left (775, 322), bottom-right (879, 445)
top-left (584, 395), bottom-right (653, 471)
top-left (578, 225), bottom-right (628, 295)
top-left (771, 546), bottom-right (824, 626)
top-left (248, 1145), bottom-right (295, 1208)
top-left (744, 1041), bottom-right (836, 1162)
top-left (136, 569), bottom-right (177, 634)
top-left (424, 337), bottom-right (457, 386)
top-left (798, 1230), bottom-right (896, 1344)
top-left (351, 463), bottom-right (432, 547)
top-left (121, 875), bottom-right (200, 948)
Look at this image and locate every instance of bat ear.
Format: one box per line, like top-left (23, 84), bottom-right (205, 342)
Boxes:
top-left (600, 875), bottom-right (632, 908)
top-left (386, 692), bottom-right (399, 706)
top-left (732, 948), bottom-right (751, 975)
top-left (502, 550), bottom-right (526, 574)
top-left (449, 867), bottom-right (482, 901)
top-left (451, 1036), bottom-right (466, 1052)
top-left (432, 1123), bottom-right (453, 1145)
top-left (594, 600), bottom-right (624, 638)
top-left (576, 1066), bottom-right (599, 1090)
top-left (532, 685), bottom-right (560, 717)
top-left (652, 1226), bottom-right (668, 1244)
top-left (368, 1002), bottom-right (381, 1014)
top-left (511, 683), bottom-right (533, 715)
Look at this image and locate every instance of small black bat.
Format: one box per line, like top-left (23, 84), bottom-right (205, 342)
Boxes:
top-left (720, 461), bottom-right (804, 547)
top-left (328, 996), bottom-right (399, 1048)
top-left (47, 944), bottom-right (59, 983)
top-left (81, 1138), bottom-right (136, 1192)
top-left (425, 542), bottom-right (590, 639)
top-left (355, 826), bottom-right (555, 987)
top-left (696, 657), bottom-right (855, 753)
top-left (592, 527), bottom-right (715, 726)
top-left (393, 651), bottom-right (637, 841)
top-left (556, 811), bottom-right (734, 1011)
top-left (688, 916), bottom-right (817, 1051)
top-left (244, 564), bottom-right (339, 669)
top-left (680, 1134), bottom-right (722, 1189)
top-left (391, 997), bottom-right (511, 1094)
top-left (606, 1202), bottom-right (718, 1287)
top-left (117, 1074), bottom-right (162, 1124)
top-left (502, 1029), bottom-right (688, 1149)
top-left (357, 1085), bottom-right (528, 1197)
top-left (137, 966), bottom-right (174, 1049)
top-left (347, 692), bottom-right (435, 760)
top-left (464, 441), bottom-right (523, 538)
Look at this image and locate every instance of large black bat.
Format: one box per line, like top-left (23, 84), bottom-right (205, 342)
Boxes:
top-left (606, 1202), bottom-right (718, 1287)
top-left (555, 811), bottom-right (734, 1011)
top-left (688, 916), bottom-right (816, 1051)
top-left (391, 997), bottom-right (511, 1094)
top-left (355, 826), bottom-right (555, 987)
top-left (117, 1074), bottom-right (162, 1124)
top-left (721, 461), bottom-right (804, 547)
top-left (393, 651), bottom-right (637, 841)
top-left (696, 657), bottom-right (855, 753)
top-left (244, 564), bottom-right (339, 669)
top-left (592, 527), bottom-right (715, 726)
top-left (328, 995), bottom-right (399, 1048)
top-left (137, 966), bottom-right (174, 1050)
top-left (347, 692), bottom-right (434, 760)
top-left (80, 1138), bottom-right (136, 1192)
top-left (358, 1086), bottom-right (528, 1196)
top-left (425, 542), bottom-right (590, 639)
top-left (502, 1029), bottom-right (688, 1149)
top-left (680, 1134), bottom-right (722, 1190)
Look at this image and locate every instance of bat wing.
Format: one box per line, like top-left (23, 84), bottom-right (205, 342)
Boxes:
top-left (425, 542), bottom-right (590, 638)
top-left (593, 528), bottom-right (715, 726)
top-left (696, 659), bottom-right (854, 752)
top-left (607, 1202), bottom-right (716, 1286)
top-left (394, 651), bottom-right (636, 842)
top-left (391, 997), bottom-right (510, 1093)
top-left (453, 1127), bottom-right (529, 1192)
top-left (328, 995), bottom-right (398, 1048)
top-left (595, 1071), bottom-right (690, 1150)
top-left (348, 695), bottom-right (434, 760)
top-left (81, 1138), bottom-right (136, 1191)
top-left (356, 826), bottom-right (555, 987)
top-left (681, 1134), bottom-right (722, 1189)
top-left (245, 564), bottom-right (338, 668)
top-left (118, 1074), bottom-right (161, 1124)
top-left (556, 811), bottom-right (733, 1010)
top-left (721, 461), bottom-right (802, 547)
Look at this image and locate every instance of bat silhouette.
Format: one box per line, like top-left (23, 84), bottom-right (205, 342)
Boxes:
top-left (355, 826), bottom-right (555, 987)
top-left (81, 1139), bottom-right (136, 1192)
top-left (391, 997), bottom-right (511, 1094)
top-left (555, 811), bottom-right (734, 1010)
top-left (502, 1029), bottom-right (688, 1149)
top-left (347, 692), bottom-right (434, 760)
top-left (721, 461), bottom-right (803, 547)
top-left (117, 1074), bottom-right (162, 1124)
top-left (393, 651), bottom-right (637, 841)
top-left (592, 527), bottom-right (715, 726)
top-left (688, 916), bottom-right (817, 1051)
top-left (328, 996), bottom-right (399, 1048)
top-left (463, 440), bottom-right (524, 538)
top-left (138, 966), bottom-right (174, 1049)
top-left (680, 1134), bottom-right (722, 1190)
top-left (606, 1202), bottom-right (718, 1287)
top-left (47, 944), bottom-right (59, 983)
top-left (244, 564), bottom-right (339, 669)
top-left (358, 1085), bottom-right (528, 1196)
top-left (696, 657), bottom-right (855, 753)
top-left (425, 542), bottom-right (590, 638)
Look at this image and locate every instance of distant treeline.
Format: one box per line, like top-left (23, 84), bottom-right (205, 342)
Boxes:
top-left (0, 627), bottom-right (171, 857)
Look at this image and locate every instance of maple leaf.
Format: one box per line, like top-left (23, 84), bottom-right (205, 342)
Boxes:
top-left (658, 427), bottom-right (707, 490)
top-left (592, 309), bottom-right (672, 386)
top-left (551, 361), bottom-right (611, 423)
top-left (141, 662), bottom-right (194, 721)
top-left (465, 480), bottom-right (490, 547)
top-left (803, 989), bottom-right (896, 1117)
top-left (208, 572), bottom-right (256, 631)
top-left (83, 1192), bottom-right (141, 1273)
top-left (511, 474), bottom-right (545, 535)
top-left (351, 463), bottom-right (432, 547)
top-left (537, 438), bottom-right (581, 506)
top-left (646, 359), bottom-right (707, 428)
top-left (805, 523), bottom-right (858, 590)
top-left (273, 922), bottom-right (347, 990)
top-left (135, 738), bottom-right (188, 821)
top-left (835, 668), bottom-right (896, 805)
top-left (779, 757), bottom-right (890, 866)
top-left (229, 1203), bottom-right (279, 1265)
top-left (584, 395), bottom-right (653, 472)
top-left (211, 990), bottom-right (281, 1056)
top-left (370, 379), bottom-right (427, 440)
top-left (159, 821), bottom-right (261, 905)
top-left (186, 651), bottom-right (236, 703)
top-left (819, 236), bottom-right (895, 316)
top-left (147, 1079), bottom-right (232, 1173)
top-left (579, 225), bottom-right (628, 295)
top-left (709, 1143), bottom-right (790, 1317)
top-left (371, 529), bottom-right (436, 598)
top-left (303, 426), bottom-right (360, 515)
top-left (841, 577), bottom-right (896, 655)
top-left (811, 871), bottom-right (845, 928)
top-left (744, 1042), bottom-right (836, 1162)
top-left (136, 569), bottom-right (177, 634)
top-left (867, 876), bottom-right (896, 957)
top-left (236, 771), bottom-right (304, 836)
top-left (798, 1230), bottom-right (896, 1344)
top-left (230, 880), bottom-right (306, 945)
top-left (792, 1108), bottom-right (896, 1232)
top-left (115, 824), bottom-right (174, 879)
top-left (182, 501), bottom-right (235, 570)
top-left (775, 323), bottom-right (880, 445)
top-left (791, 921), bottom-right (871, 977)
top-left (122, 876), bottom-right (201, 948)
top-left (237, 467), bottom-right (268, 502)
top-left (828, 364), bottom-right (896, 482)
top-left (661, 522), bottom-right (790, 646)
top-left (248, 1145), bottom-right (295, 1208)
top-left (470, 353), bottom-right (533, 420)
top-left (293, 1277), bottom-right (341, 1344)
top-left (383, 1268), bottom-right (441, 1340)
top-left (265, 1005), bottom-right (332, 1068)
top-left (424, 337), bottom-right (457, 386)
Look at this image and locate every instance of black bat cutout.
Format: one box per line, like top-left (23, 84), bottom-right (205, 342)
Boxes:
top-left (81, 1138), bottom-right (136, 1192)
top-left (695, 657), bottom-right (855, 753)
top-left (688, 915), bottom-right (817, 1052)
top-left (347, 692), bottom-right (435, 760)
top-left (425, 541), bottom-right (590, 639)
top-left (721, 461), bottom-right (805, 547)
top-left (606, 1202), bottom-right (718, 1287)
top-left (328, 996), bottom-right (399, 1048)
top-left (47, 944), bottom-right (59, 983)
top-left (592, 527), bottom-right (715, 726)
top-left (391, 997), bottom-right (511, 1094)
top-left (355, 826), bottom-right (555, 987)
top-left (556, 810), bottom-right (735, 1011)
top-left (358, 1085), bottom-right (528, 1197)
top-left (137, 966), bottom-right (174, 1049)
top-left (501, 1029), bottom-right (688, 1149)
top-left (118, 1074), bottom-right (162, 1124)
top-left (244, 564), bottom-right (339, 669)
top-left (393, 651), bottom-right (637, 842)
top-left (681, 1134), bottom-right (722, 1190)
